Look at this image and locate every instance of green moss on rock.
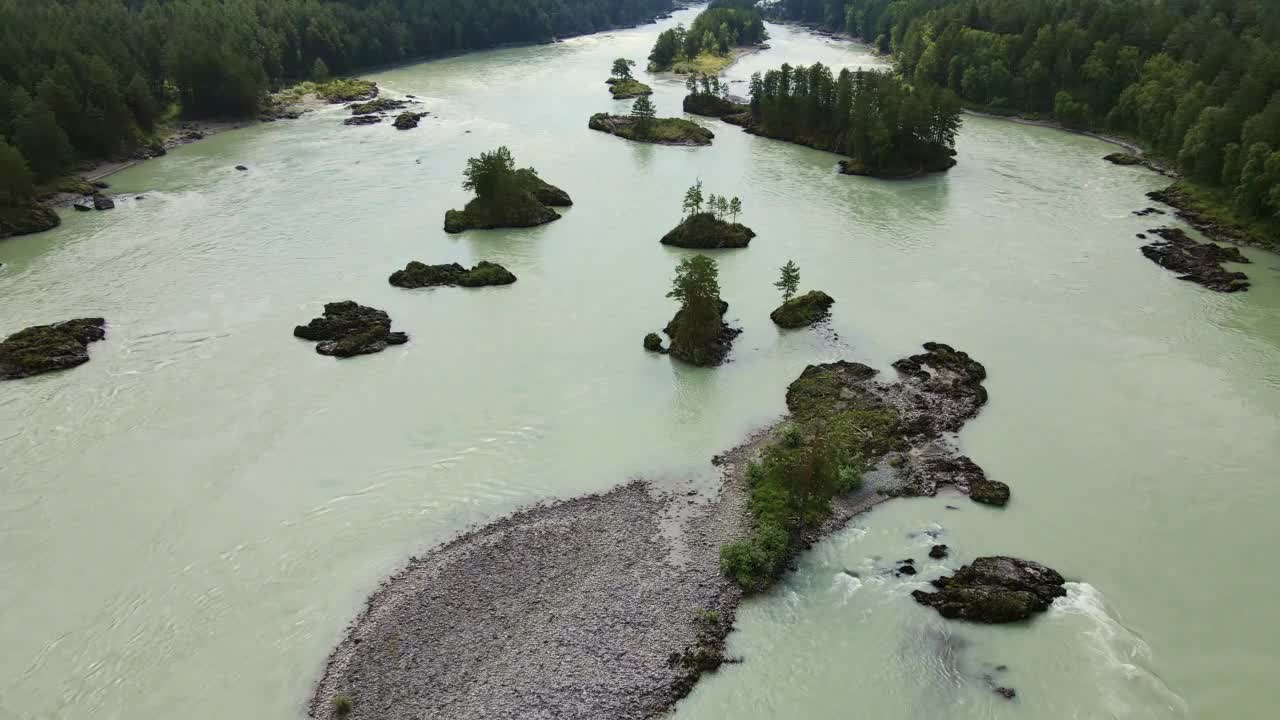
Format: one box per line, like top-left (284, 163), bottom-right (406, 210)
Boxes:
top-left (514, 169), bottom-right (572, 207)
top-left (0, 203), bottom-right (61, 239)
top-left (607, 78), bottom-right (653, 99)
top-left (444, 193), bottom-right (561, 234)
top-left (0, 317), bottom-right (106, 380)
top-left (660, 213), bottom-right (755, 249)
top-left (293, 301), bottom-right (407, 358)
top-left (588, 113), bottom-right (713, 146)
top-left (389, 261), bottom-right (516, 288)
top-left (770, 290), bottom-right (834, 328)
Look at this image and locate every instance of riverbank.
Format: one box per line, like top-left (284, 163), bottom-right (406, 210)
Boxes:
top-left (308, 343), bottom-right (1000, 719)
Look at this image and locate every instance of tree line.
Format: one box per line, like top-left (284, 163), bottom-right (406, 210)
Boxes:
top-left (748, 62), bottom-right (962, 175)
top-left (0, 0), bottom-right (674, 197)
top-left (767, 0), bottom-right (1280, 224)
top-left (649, 0), bottom-right (768, 69)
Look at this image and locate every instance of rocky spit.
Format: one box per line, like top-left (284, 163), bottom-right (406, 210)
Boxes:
top-left (1140, 226), bottom-right (1251, 293)
top-left (308, 343), bottom-right (1012, 719)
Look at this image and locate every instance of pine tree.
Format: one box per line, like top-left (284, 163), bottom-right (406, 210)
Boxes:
top-left (462, 146), bottom-right (517, 199)
top-left (775, 260), bottom-right (800, 303)
top-left (729, 196), bottom-right (742, 223)
top-left (611, 58), bottom-right (635, 80)
top-left (312, 58), bottom-right (331, 81)
top-left (0, 139), bottom-right (34, 205)
top-left (13, 101), bottom-right (73, 181)
top-left (630, 94), bottom-right (656, 130)
top-left (682, 180), bottom-right (704, 216)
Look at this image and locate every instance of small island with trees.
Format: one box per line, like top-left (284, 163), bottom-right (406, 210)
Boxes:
top-left (660, 180), bottom-right (754, 249)
top-left (644, 255), bottom-right (740, 366)
top-left (606, 59), bottom-right (652, 99)
top-left (589, 96), bottom-right (714, 146)
top-left (682, 74), bottom-right (748, 118)
top-left (648, 1), bottom-right (768, 75)
top-left (733, 64), bottom-right (961, 178)
top-left (769, 260), bottom-right (834, 328)
top-left (443, 146), bottom-right (572, 233)
top-left (389, 261), bottom-right (516, 289)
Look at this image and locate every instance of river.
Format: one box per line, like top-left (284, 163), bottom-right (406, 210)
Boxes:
top-left (2, 6), bottom-right (1278, 719)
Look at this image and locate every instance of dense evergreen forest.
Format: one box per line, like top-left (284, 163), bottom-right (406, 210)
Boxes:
top-left (649, 0), bottom-right (768, 70)
top-left (0, 0), bottom-right (674, 190)
top-left (747, 63), bottom-right (962, 176)
top-left (766, 0), bottom-right (1280, 225)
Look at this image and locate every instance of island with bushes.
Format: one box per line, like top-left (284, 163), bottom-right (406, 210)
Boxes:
top-left (644, 255), bottom-right (739, 366)
top-left (606, 58), bottom-right (652, 99)
top-left (590, 96), bottom-right (714, 146)
top-left (0, 318), bottom-right (106, 380)
top-left (293, 301), bottom-right (407, 358)
top-left (389, 261), bottom-right (516, 288)
top-left (727, 64), bottom-right (960, 178)
top-left (648, 0), bottom-right (767, 74)
top-left (660, 180), bottom-right (754, 248)
top-left (443, 147), bottom-right (572, 233)
top-left (769, 261), bottom-right (834, 328)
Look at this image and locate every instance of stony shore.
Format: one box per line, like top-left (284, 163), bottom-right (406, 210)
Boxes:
top-left (308, 343), bottom-right (1005, 719)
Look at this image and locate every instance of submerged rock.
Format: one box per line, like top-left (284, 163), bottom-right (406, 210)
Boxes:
top-left (770, 290), bottom-right (834, 329)
top-left (0, 318), bottom-right (107, 380)
top-left (660, 213), bottom-right (754, 249)
top-left (911, 556), bottom-right (1066, 623)
top-left (929, 544), bottom-right (949, 559)
top-left (293, 301), bottom-right (407, 358)
top-left (235, 165), bottom-right (248, 171)
top-left (1141, 226), bottom-right (1250, 292)
top-left (389, 261), bottom-right (516, 288)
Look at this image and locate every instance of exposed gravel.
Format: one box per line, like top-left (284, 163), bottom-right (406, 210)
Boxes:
top-left (308, 343), bottom-right (1001, 720)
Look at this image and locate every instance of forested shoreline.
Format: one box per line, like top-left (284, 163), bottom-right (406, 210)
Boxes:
top-left (0, 0), bottom-right (674, 197)
top-left (766, 0), bottom-right (1280, 234)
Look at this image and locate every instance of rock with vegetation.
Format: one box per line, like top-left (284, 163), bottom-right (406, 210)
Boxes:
top-left (1140, 226), bottom-right (1250, 293)
top-left (660, 255), bottom-right (739, 366)
top-left (443, 147), bottom-right (566, 233)
top-left (316, 78), bottom-right (378, 103)
top-left (1103, 152), bottom-right (1143, 166)
top-left (682, 74), bottom-right (748, 117)
top-left (606, 62), bottom-right (654, 100)
top-left (771, 290), bottom-right (834, 328)
top-left (0, 318), bottom-right (106, 380)
top-left (0, 204), bottom-right (61, 239)
top-left (348, 97), bottom-right (408, 115)
top-left (589, 113), bottom-right (713, 146)
top-left (643, 332), bottom-right (667, 353)
top-left (393, 111), bottom-right (427, 130)
top-left (1147, 185), bottom-right (1273, 251)
top-left (389, 261), bottom-right (516, 288)
top-left (293, 301), bottom-right (407, 358)
top-left (911, 556), bottom-right (1067, 623)
top-left (661, 180), bottom-right (750, 248)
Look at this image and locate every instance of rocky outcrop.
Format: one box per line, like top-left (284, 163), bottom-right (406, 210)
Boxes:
top-left (514, 169), bottom-right (572, 207)
top-left (663, 299), bottom-right (739, 367)
top-left (770, 290), bottom-right (834, 328)
top-left (682, 94), bottom-right (747, 118)
top-left (588, 113), bottom-right (714, 146)
top-left (929, 544), bottom-right (949, 559)
top-left (348, 97), bottom-right (408, 115)
top-left (911, 556), bottom-right (1067, 623)
top-left (1103, 152), bottom-right (1143, 166)
top-left (444, 193), bottom-right (561, 234)
top-left (344, 115), bottom-right (381, 126)
top-left (0, 318), bottom-right (106, 380)
top-left (660, 213), bottom-right (754, 249)
top-left (1141, 226), bottom-right (1250, 293)
top-left (293, 301), bottom-right (408, 358)
top-left (0, 203), bottom-right (61, 239)
top-left (393, 112), bottom-right (427, 130)
top-left (1147, 186), bottom-right (1272, 251)
top-left (643, 332), bottom-right (667, 353)
top-left (389, 261), bottom-right (516, 288)
top-left (839, 152), bottom-right (957, 179)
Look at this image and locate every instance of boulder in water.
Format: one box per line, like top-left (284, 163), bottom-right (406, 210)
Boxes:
top-left (389, 261), bottom-right (516, 288)
top-left (911, 556), bottom-right (1066, 623)
top-left (293, 301), bottom-right (408, 358)
top-left (0, 318), bottom-right (107, 380)
top-left (770, 290), bottom-right (834, 328)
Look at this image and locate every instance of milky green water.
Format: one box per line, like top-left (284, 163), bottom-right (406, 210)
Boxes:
top-left (2, 6), bottom-right (1279, 719)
